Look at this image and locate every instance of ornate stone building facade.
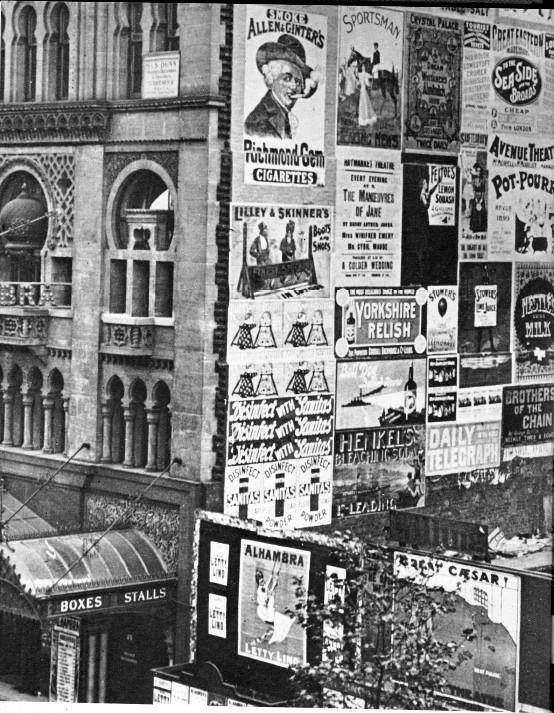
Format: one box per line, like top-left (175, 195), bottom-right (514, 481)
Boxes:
top-left (0, 2), bottom-right (232, 701)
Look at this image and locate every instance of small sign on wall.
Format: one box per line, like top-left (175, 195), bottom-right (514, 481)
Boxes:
top-left (142, 52), bottom-right (180, 99)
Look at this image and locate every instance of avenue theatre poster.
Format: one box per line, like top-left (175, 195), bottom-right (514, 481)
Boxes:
top-left (238, 539), bottom-right (310, 668)
top-left (243, 6), bottom-right (327, 186)
top-left (394, 552), bottom-right (521, 712)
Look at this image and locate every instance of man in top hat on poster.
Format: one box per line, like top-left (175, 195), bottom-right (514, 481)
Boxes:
top-left (245, 34), bottom-right (319, 140)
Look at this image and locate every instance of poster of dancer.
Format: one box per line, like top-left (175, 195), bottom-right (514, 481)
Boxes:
top-left (242, 5), bottom-right (327, 186)
top-left (238, 540), bottom-right (310, 668)
top-left (459, 149), bottom-right (488, 260)
top-left (403, 13), bottom-right (462, 153)
top-left (336, 7), bottom-right (403, 149)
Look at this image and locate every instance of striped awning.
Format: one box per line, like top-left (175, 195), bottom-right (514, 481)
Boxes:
top-left (0, 492), bottom-right (56, 539)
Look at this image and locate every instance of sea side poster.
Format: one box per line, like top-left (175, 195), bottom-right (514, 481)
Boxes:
top-left (337, 7), bottom-right (403, 149)
top-left (229, 203), bottom-right (332, 301)
top-left (394, 552), bottom-right (520, 712)
top-left (514, 263), bottom-right (554, 383)
top-left (488, 134), bottom-right (554, 261)
top-left (459, 149), bottom-right (488, 260)
top-left (404, 13), bottom-right (462, 153)
top-left (242, 6), bottom-right (327, 186)
top-left (335, 149), bottom-right (402, 286)
top-left (426, 286), bottom-right (458, 353)
top-left (238, 540), bottom-right (310, 668)
top-left (461, 20), bottom-right (491, 148)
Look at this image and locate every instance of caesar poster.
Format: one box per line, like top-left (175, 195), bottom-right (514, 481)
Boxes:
top-left (401, 162), bottom-right (459, 286)
top-left (243, 6), bottom-right (327, 187)
top-left (461, 20), bottom-right (491, 148)
top-left (514, 263), bottom-right (554, 383)
top-left (230, 203), bottom-right (332, 301)
top-left (337, 7), bottom-right (403, 149)
top-left (459, 148), bottom-right (488, 260)
top-left (403, 13), bottom-right (462, 153)
top-left (394, 552), bottom-right (520, 712)
top-left (335, 149), bottom-right (402, 286)
top-left (335, 286), bottom-right (426, 359)
top-left (488, 134), bottom-right (554, 261)
top-left (238, 540), bottom-right (310, 668)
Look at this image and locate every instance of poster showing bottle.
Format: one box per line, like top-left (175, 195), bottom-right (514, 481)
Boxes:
top-left (458, 262), bottom-right (513, 387)
top-left (426, 286), bottom-right (458, 353)
top-left (488, 134), bottom-right (554, 261)
top-left (401, 162), bottom-right (459, 286)
top-left (461, 21), bottom-right (491, 148)
top-left (403, 13), bottom-right (462, 153)
top-left (334, 286), bottom-right (426, 359)
top-left (335, 357), bottom-right (426, 431)
top-left (242, 6), bottom-right (327, 186)
top-left (459, 149), bottom-right (488, 260)
top-left (229, 203), bottom-right (332, 301)
top-left (335, 149), bottom-right (402, 286)
top-left (514, 263), bottom-right (554, 383)
top-left (489, 24), bottom-right (548, 136)
top-left (238, 540), bottom-right (310, 668)
top-left (336, 7), bottom-right (403, 149)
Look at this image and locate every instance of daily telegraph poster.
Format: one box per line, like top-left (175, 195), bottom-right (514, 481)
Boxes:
top-left (333, 424), bottom-right (425, 517)
top-left (489, 24), bottom-right (549, 137)
top-left (336, 357), bottom-right (426, 431)
top-left (335, 149), bottom-right (402, 286)
top-left (337, 7), bottom-right (403, 149)
top-left (334, 286), bottom-right (425, 359)
top-left (426, 421), bottom-right (501, 475)
top-left (401, 162), bottom-right (459, 286)
top-left (488, 134), bottom-right (554, 261)
top-left (459, 149), bottom-right (488, 261)
top-left (394, 552), bottom-right (521, 712)
top-left (458, 262), bottom-right (513, 387)
top-left (243, 6), bottom-right (327, 186)
top-left (403, 13), bottom-right (462, 153)
top-left (514, 263), bottom-right (554, 383)
top-left (426, 286), bottom-right (458, 353)
top-left (461, 20), bottom-right (491, 148)
top-left (230, 203), bottom-right (332, 301)
top-left (238, 540), bottom-right (310, 668)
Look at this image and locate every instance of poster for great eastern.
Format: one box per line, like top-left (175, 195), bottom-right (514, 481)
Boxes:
top-left (238, 540), bottom-right (310, 668)
top-left (403, 13), bottom-right (462, 153)
top-left (243, 6), bottom-right (327, 186)
top-left (336, 7), bottom-right (403, 149)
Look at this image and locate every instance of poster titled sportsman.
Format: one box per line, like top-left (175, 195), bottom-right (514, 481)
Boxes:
top-left (243, 6), bottom-right (327, 186)
top-left (238, 539), bottom-right (310, 668)
top-left (337, 7), bottom-right (403, 149)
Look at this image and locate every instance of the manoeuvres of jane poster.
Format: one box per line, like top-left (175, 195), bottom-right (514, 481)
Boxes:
top-left (242, 6), bottom-right (327, 187)
top-left (403, 13), bottom-right (462, 153)
top-left (336, 7), bottom-right (403, 150)
top-left (238, 539), bottom-right (310, 668)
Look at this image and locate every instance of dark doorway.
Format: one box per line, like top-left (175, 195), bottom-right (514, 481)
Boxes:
top-left (0, 612), bottom-right (42, 694)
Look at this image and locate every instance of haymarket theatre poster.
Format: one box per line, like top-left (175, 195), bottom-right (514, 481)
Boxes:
top-left (237, 539), bottom-right (310, 668)
top-left (243, 6), bottom-right (327, 186)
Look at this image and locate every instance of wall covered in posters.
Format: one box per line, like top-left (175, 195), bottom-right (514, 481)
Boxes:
top-left (228, 5), bottom-right (554, 549)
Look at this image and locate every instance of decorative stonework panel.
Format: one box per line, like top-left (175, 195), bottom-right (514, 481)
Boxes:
top-left (100, 322), bottom-right (154, 355)
top-left (104, 151), bottom-right (179, 197)
top-left (85, 493), bottom-right (180, 572)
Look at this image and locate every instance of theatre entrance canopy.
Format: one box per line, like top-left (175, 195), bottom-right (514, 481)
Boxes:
top-left (0, 528), bottom-right (176, 621)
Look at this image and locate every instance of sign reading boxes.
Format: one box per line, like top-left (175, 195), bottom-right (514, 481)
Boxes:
top-left (335, 287), bottom-right (426, 359)
top-left (142, 52), bottom-right (180, 99)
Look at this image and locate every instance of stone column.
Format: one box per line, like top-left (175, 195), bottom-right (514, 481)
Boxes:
top-left (2, 390), bottom-right (14, 446)
top-left (21, 392), bottom-right (34, 449)
top-left (42, 396), bottom-right (55, 454)
top-left (145, 408), bottom-right (160, 471)
top-left (123, 405), bottom-right (135, 467)
top-left (98, 631), bottom-right (109, 703)
top-left (100, 402), bottom-right (113, 463)
top-left (62, 397), bottom-right (70, 454)
top-left (86, 632), bottom-right (97, 702)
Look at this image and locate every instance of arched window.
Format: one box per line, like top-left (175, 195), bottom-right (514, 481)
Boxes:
top-left (127, 3), bottom-right (143, 97)
top-left (153, 381), bottom-right (171, 471)
top-left (1, 13), bottom-right (5, 102)
top-left (18, 6), bottom-right (37, 102)
top-left (49, 3), bottom-right (70, 100)
top-left (151, 3), bottom-right (179, 52)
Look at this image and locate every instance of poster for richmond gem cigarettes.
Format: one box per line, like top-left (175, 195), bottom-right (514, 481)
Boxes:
top-left (243, 6), bottom-right (327, 186)
top-left (238, 540), bottom-right (310, 668)
top-left (335, 149), bottom-right (402, 286)
top-left (394, 552), bottom-right (520, 712)
top-left (461, 21), bottom-right (491, 148)
top-left (488, 134), bottom-right (554, 261)
top-left (403, 13), bottom-right (462, 153)
top-left (230, 203), bottom-right (332, 301)
top-left (337, 7), bottom-right (403, 149)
